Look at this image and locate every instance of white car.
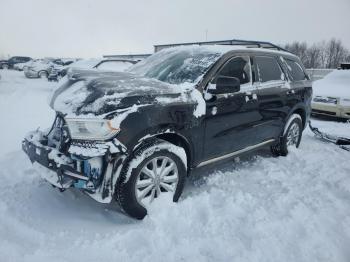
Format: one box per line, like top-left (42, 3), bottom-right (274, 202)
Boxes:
top-left (24, 59), bottom-right (56, 78)
top-left (13, 60), bottom-right (34, 71)
top-left (312, 70), bottom-right (350, 119)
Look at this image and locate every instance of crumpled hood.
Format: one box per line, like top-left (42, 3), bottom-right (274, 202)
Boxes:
top-left (50, 69), bottom-right (193, 117)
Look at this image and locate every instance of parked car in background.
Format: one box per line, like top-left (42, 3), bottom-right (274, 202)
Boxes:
top-left (312, 69), bottom-right (350, 119)
top-left (23, 43), bottom-right (312, 219)
top-left (48, 59), bottom-right (136, 81)
top-left (24, 59), bottom-right (53, 78)
top-left (24, 59), bottom-right (73, 79)
top-left (94, 59), bottom-right (137, 71)
top-left (339, 63), bottom-right (350, 70)
top-left (13, 60), bottom-right (36, 71)
top-left (47, 59), bottom-right (76, 81)
top-left (0, 56), bottom-right (32, 69)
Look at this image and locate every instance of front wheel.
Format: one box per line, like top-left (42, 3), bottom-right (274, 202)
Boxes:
top-left (116, 139), bottom-right (187, 219)
top-left (271, 114), bottom-right (303, 156)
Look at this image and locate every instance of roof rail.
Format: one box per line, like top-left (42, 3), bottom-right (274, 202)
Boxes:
top-left (154, 39), bottom-right (289, 53)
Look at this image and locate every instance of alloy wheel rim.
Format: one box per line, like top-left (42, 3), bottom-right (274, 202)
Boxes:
top-left (286, 122), bottom-right (300, 146)
top-left (135, 156), bottom-right (178, 207)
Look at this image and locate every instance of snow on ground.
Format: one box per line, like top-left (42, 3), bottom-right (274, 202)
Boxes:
top-left (0, 70), bottom-right (56, 156)
top-left (0, 70), bottom-right (350, 262)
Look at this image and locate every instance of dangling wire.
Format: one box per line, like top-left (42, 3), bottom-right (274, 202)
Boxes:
top-left (45, 114), bottom-right (58, 137)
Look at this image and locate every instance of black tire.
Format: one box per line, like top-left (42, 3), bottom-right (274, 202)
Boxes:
top-left (116, 139), bottom-right (187, 220)
top-left (271, 114), bottom-right (303, 157)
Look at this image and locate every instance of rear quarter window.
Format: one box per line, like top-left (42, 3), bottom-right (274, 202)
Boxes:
top-left (285, 59), bottom-right (307, 81)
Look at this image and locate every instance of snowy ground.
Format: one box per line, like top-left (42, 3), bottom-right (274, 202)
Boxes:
top-left (0, 70), bottom-right (350, 262)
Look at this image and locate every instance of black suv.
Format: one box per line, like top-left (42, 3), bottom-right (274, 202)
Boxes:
top-left (22, 44), bottom-right (312, 219)
top-left (0, 56), bottom-right (32, 69)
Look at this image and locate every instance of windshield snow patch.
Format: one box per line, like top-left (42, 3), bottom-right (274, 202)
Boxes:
top-left (129, 45), bottom-right (227, 85)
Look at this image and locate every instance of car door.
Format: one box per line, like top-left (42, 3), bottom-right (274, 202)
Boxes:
top-left (202, 55), bottom-right (262, 161)
top-left (253, 55), bottom-right (291, 142)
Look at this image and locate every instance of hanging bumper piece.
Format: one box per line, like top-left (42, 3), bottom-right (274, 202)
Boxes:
top-left (308, 121), bottom-right (350, 152)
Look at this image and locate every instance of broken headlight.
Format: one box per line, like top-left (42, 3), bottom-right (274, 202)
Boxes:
top-left (65, 118), bottom-right (120, 141)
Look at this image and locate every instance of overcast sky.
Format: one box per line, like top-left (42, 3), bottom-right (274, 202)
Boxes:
top-left (0, 0), bottom-right (349, 58)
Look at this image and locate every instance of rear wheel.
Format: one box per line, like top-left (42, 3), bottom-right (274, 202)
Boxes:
top-left (271, 114), bottom-right (303, 156)
top-left (39, 71), bottom-right (48, 78)
top-left (116, 139), bottom-right (187, 219)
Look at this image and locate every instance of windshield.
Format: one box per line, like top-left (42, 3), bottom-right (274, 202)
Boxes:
top-left (129, 46), bottom-right (224, 85)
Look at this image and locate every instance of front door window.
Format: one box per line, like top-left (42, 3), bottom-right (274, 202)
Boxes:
top-left (216, 56), bottom-right (252, 91)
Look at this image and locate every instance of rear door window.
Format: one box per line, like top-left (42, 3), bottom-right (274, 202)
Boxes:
top-left (255, 56), bottom-right (284, 82)
top-left (285, 59), bottom-right (307, 81)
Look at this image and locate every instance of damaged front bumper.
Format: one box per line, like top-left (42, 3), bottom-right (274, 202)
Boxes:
top-left (22, 130), bottom-right (127, 203)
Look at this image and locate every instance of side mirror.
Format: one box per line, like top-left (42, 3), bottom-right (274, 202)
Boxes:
top-left (208, 76), bottom-right (240, 95)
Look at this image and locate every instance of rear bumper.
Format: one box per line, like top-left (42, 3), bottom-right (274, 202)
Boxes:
top-left (311, 103), bottom-right (350, 119)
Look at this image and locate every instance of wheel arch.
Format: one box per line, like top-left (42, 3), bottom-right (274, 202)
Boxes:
top-left (285, 103), bottom-right (307, 129)
top-left (154, 133), bottom-right (192, 170)
top-left (132, 131), bottom-right (193, 171)
top-left (292, 107), bottom-right (306, 128)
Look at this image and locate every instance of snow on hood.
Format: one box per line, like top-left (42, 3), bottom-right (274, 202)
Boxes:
top-left (313, 70), bottom-right (350, 98)
top-left (50, 69), bottom-right (206, 119)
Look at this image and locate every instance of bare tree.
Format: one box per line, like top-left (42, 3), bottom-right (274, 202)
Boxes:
top-left (305, 44), bottom-right (320, 68)
top-left (285, 41), bottom-right (308, 65)
top-left (284, 39), bottom-right (350, 69)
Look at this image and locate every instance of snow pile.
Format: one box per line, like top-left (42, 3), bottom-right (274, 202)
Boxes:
top-left (1, 70), bottom-right (350, 262)
top-left (0, 70), bottom-right (57, 157)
